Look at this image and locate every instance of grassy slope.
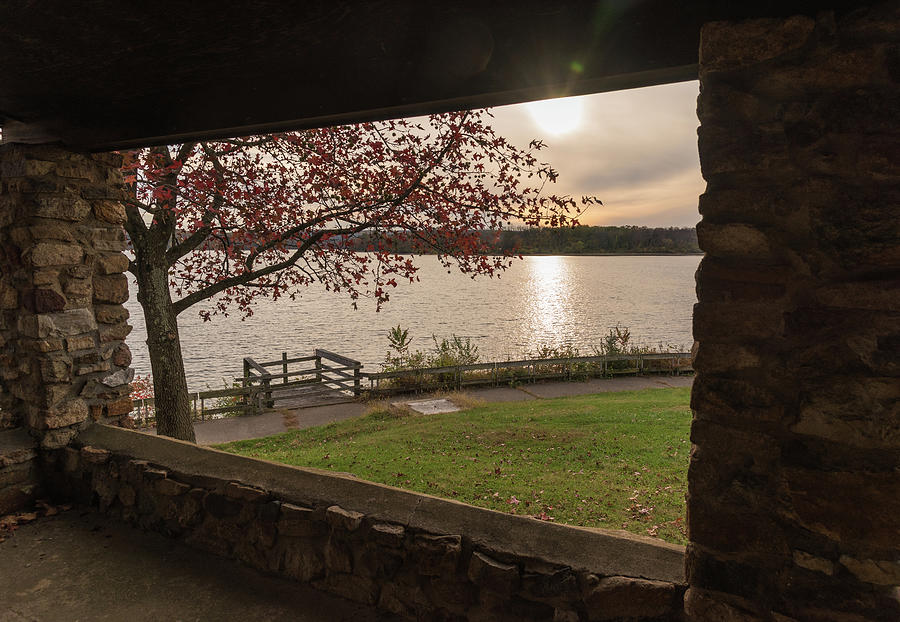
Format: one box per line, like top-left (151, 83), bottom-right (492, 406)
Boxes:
top-left (217, 387), bottom-right (692, 545)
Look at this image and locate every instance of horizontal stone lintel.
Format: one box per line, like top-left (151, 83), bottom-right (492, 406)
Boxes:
top-left (74, 424), bottom-right (685, 584)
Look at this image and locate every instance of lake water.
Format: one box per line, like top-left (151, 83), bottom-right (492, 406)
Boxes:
top-left (123, 255), bottom-right (701, 390)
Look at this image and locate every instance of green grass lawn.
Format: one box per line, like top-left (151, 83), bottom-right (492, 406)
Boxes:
top-left (216, 387), bottom-right (692, 545)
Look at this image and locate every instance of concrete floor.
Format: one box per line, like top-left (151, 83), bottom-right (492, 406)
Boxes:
top-left (0, 510), bottom-right (384, 622)
top-left (192, 375), bottom-right (694, 445)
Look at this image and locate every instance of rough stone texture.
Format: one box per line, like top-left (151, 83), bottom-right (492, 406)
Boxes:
top-left (0, 143), bottom-right (133, 443)
top-left (0, 428), bottom-right (40, 514)
top-left (43, 425), bottom-right (687, 621)
top-left (689, 6), bottom-right (900, 621)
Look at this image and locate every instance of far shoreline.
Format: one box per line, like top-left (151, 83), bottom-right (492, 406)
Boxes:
top-left (513, 252), bottom-right (703, 257)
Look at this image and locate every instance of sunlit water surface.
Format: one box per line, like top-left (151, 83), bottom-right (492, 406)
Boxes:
top-left (124, 255), bottom-right (701, 389)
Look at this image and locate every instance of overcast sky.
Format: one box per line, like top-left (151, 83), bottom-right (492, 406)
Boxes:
top-left (489, 80), bottom-right (704, 228)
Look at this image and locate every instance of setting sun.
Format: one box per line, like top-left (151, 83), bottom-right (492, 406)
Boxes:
top-left (525, 95), bottom-right (585, 135)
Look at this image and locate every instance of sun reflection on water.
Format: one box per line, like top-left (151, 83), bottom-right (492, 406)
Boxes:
top-left (525, 256), bottom-right (574, 352)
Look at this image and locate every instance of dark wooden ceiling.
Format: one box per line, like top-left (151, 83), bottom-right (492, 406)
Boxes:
top-left (0, 1), bottom-right (861, 150)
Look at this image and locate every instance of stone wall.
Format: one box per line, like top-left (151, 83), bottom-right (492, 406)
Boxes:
top-left (0, 429), bottom-right (41, 514)
top-left (688, 4), bottom-right (900, 621)
top-left (0, 143), bottom-right (134, 448)
top-left (46, 425), bottom-right (687, 622)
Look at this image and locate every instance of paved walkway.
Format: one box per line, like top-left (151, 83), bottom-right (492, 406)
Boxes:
top-left (194, 375), bottom-right (693, 446)
top-left (0, 509), bottom-right (384, 622)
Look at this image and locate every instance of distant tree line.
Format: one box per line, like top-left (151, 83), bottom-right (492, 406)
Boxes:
top-left (346, 226), bottom-right (699, 255)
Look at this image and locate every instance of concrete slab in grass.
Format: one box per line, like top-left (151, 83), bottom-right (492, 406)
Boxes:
top-left (395, 398), bottom-right (460, 414)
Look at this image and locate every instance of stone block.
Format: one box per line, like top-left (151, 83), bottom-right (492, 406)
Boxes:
top-left (752, 45), bottom-right (897, 99)
top-left (790, 378), bottom-right (900, 450)
top-left (141, 467), bottom-right (167, 481)
top-left (412, 533), bottom-right (462, 576)
top-left (370, 522), bottom-right (405, 547)
top-left (203, 491), bottom-right (242, 519)
top-left (39, 427), bottom-right (79, 450)
top-left (691, 501), bottom-right (789, 559)
top-left (698, 123), bottom-right (792, 178)
top-left (696, 222), bottom-right (774, 261)
top-left (118, 483), bottom-right (136, 506)
top-left (688, 420), bottom-right (781, 505)
top-left (793, 550), bottom-right (834, 576)
top-left (62, 447), bottom-right (80, 472)
top-left (693, 343), bottom-right (762, 373)
top-left (277, 502), bottom-right (326, 537)
top-left (29, 222), bottom-right (76, 242)
top-left (111, 343), bottom-right (132, 367)
top-left (814, 281), bottom-right (900, 312)
top-left (105, 396), bottom-right (133, 418)
top-left (33, 399), bottom-right (89, 430)
top-left (838, 555), bottom-right (900, 586)
top-left (40, 356), bottom-right (72, 383)
top-left (785, 467), bottom-right (900, 548)
top-left (30, 288), bottom-right (67, 313)
top-left (425, 574), bottom-right (477, 615)
top-left (100, 368), bottom-right (135, 388)
top-left (224, 481), bottom-right (269, 503)
top-left (93, 200), bottom-right (127, 224)
top-left (313, 573), bottom-right (379, 605)
top-left (353, 542), bottom-right (403, 579)
top-left (80, 446), bottom-right (110, 465)
top-left (19, 308), bottom-right (97, 339)
top-left (63, 278), bottom-right (93, 297)
top-left (175, 489), bottom-right (205, 528)
top-left (582, 575), bottom-right (677, 621)
top-left (258, 500), bottom-right (281, 522)
top-left (94, 252), bottom-right (129, 275)
top-left (693, 301), bottom-right (785, 340)
top-left (94, 304), bottom-right (129, 325)
top-left (31, 270), bottom-right (60, 289)
top-left (553, 609), bottom-right (580, 622)
top-left (279, 536), bottom-right (325, 582)
top-left (99, 321), bottom-right (132, 342)
top-left (0, 157), bottom-right (56, 178)
top-left (56, 161), bottom-right (100, 181)
top-left (0, 461), bottom-right (34, 488)
top-left (0, 283), bottom-right (18, 309)
top-left (66, 334), bottom-right (96, 351)
top-left (468, 550), bottom-right (520, 594)
top-left (93, 239), bottom-right (127, 252)
top-left (27, 241), bottom-right (83, 267)
top-left (325, 504), bottom-right (364, 531)
top-left (683, 587), bottom-right (767, 622)
top-left (520, 566), bottom-right (581, 608)
top-left (155, 478), bottom-right (190, 496)
top-left (324, 536), bottom-right (353, 573)
top-left (92, 274), bottom-right (129, 304)
top-left (700, 16), bottom-right (815, 74)
top-left (75, 360), bottom-right (110, 376)
top-left (32, 194), bottom-right (91, 222)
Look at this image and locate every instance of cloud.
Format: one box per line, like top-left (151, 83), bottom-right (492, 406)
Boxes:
top-left (488, 80), bottom-right (703, 227)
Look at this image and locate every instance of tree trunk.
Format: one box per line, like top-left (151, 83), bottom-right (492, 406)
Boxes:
top-left (135, 259), bottom-right (196, 442)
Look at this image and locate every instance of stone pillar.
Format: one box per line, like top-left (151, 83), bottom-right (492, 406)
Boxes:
top-left (0, 143), bottom-right (133, 448)
top-left (687, 5), bottom-right (900, 621)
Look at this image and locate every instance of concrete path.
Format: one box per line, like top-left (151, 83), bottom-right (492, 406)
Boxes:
top-left (193, 375), bottom-right (693, 446)
top-left (0, 509), bottom-right (384, 622)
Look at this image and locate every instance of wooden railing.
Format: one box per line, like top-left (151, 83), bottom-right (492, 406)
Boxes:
top-left (131, 350), bottom-right (363, 428)
top-left (130, 350), bottom-right (690, 427)
top-left (130, 383), bottom-right (262, 429)
top-left (242, 349), bottom-right (363, 407)
top-left (360, 352), bottom-right (692, 395)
